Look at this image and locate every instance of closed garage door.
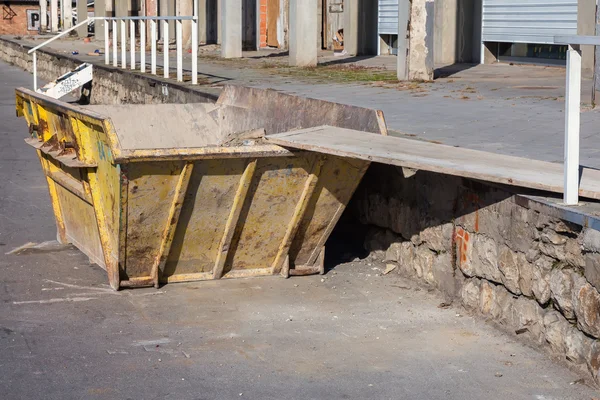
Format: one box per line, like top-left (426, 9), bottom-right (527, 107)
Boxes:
top-left (379, 0), bottom-right (399, 35)
top-left (482, 0), bottom-right (578, 44)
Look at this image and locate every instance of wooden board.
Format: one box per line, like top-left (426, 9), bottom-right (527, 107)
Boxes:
top-left (267, 126), bottom-right (600, 201)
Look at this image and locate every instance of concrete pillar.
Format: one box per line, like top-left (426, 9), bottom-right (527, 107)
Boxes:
top-left (407, 0), bottom-right (434, 81)
top-left (116, 0), bottom-right (130, 38)
top-left (94, 0), bottom-right (106, 40)
top-left (221, 0), bottom-right (242, 58)
top-left (160, 0), bottom-right (175, 39)
top-left (160, 0), bottom-right (168, 39)
top-left (40, 0), bottom-right (48, 32)
top-left (76, 0), bottom-right (88, 36)
top-left (168, 0), bottom-right (176, 36)
top-left (343, 0), bottom-right (358, 56)
top-left (145, 0), bottom-right (158, 40)
top-left (50, 0), bottom-right (58, 32)
top-left (289, 0), bottom-right (317, 66)
top-left (116, 0), bottom-right (129, 17)
top-left (433, 0), bottom-right (475, 65)
top-left (217, 0), bottom-right (222, 44)
top-left (63, 0), bottom-right (73, 29)
top-left (433, 0), bottom-right (456, 65)
top-left (578, 0), bottom-right (595, 74)
top-left (397, 0), bottom-right (410, 80)
top-left (198, 0), bottom-right (207, 43)
top-left (177, 0), bottom-right (194, 47)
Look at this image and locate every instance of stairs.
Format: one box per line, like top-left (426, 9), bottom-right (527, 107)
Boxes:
top-left (38, 63), bottom-right (93, 100)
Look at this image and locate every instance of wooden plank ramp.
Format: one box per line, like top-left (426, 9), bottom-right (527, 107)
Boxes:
top-left (267, 126), bottom-right (600, 201)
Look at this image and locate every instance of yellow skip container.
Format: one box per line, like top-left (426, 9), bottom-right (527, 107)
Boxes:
top-left (15, 86), bottom-right (386, 289)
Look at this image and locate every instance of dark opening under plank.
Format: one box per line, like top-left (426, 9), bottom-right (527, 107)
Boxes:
top-left (267, 126), bottom-right (600, 201)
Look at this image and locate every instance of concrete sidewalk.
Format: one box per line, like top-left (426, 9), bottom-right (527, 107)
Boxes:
top-left (2, 59), bottom-right (599, 400)
top-left (9, 35), bottom-right (600, 169)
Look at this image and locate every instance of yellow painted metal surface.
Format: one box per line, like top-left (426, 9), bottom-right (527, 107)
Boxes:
top-left (15, 87), bottom-right (377, 290)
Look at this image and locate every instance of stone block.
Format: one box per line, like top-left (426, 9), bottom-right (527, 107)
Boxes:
top-left (582, 228), bottom-right (600, 253)
top-left (586, 340), bottom-right (600, 384)
top-left (471, 234), bottom-right (503, 283)
top-left (541, 230), bottom-right (568, 245)
top-left (564, 325), bottom-right (591, 365)
top-left (497, 245), bottom-right (521, 295)
top-left (504, 216), bottom-right (537, 254)
top-left (414, 245), bottom-right (435, 284)
top-left (532, 256), bottom-right (553, 305)
top-left (432, 252), bottom-right (456, 297)
top-left (517, 251), bottom-right (534, 297)
top-left (455, 226), bottom-right (473, 277)
top-left (461, 279), bottom-right (480, 310)
top-left (385, 241), bottom-right (416, 277)
top-left (510, 297), bottom-right (545, 343)
top-left (585, 253), bottom-right (600, 291)
top-left (479, 280), bottom-right (495, 314)
top-left (538, 241), bottom-right (566, 261)
top-left (565, 238), bottom-right (585, 268)
top-left (419, 223), bottom-right (453, 253)
top-left (543, 311), bottom-right (568, 354)
top-left (491, 283), bottom-right (514, 324)
top-left (549, 268), bottom-right (575, 320)
top-left (572, 274), bottom-right (600, 339)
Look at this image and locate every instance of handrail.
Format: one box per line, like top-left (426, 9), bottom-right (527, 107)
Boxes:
top-left (29, 15), bottom-right (199, 92)
top-left (29, 17), bottom-right (96, 54)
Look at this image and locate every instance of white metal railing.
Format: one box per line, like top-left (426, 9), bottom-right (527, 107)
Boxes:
top-left (28, 15), bottom-right (199, 91)
top-left (553, 35), bottom-right (599, 206)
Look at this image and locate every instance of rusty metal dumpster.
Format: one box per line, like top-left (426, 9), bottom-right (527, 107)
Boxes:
top-left (15, 85), bottom-right (387, 290)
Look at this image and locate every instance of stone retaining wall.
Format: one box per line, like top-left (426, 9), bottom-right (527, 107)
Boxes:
top-left (0, 37), bottom-right (218, 105)
top-left (352, 163), bottom-right (600, 384)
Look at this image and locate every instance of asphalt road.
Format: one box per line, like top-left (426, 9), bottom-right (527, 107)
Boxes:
top-left (0, 60), bottom-right (598, 400)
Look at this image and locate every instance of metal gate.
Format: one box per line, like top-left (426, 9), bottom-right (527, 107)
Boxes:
top-left (378, 0), bottom-right (398, 35)
top-left (482, 0), bottom-right (578, 44)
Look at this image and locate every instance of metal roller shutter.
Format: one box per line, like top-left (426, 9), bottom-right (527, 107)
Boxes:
top-left (378, 0), bottom-right (399, 35)
top-left (482, 0), bottom-right (578, 44)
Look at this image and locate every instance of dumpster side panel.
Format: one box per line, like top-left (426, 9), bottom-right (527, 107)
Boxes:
top-left (217, 86), bottom-right (388, 136)
top-left (290, 156), bottom-right (371, 267)
top-left (40, 155), bottom-right (105, 267)
top-left (15, 90), bottom-right (124, 289)
top-left (223, 155), bottom-right (319, 275)
top-left (124, 161), bottom-right (185, 281)
top-left (162, 158), bottom-right (249, 280)
top-left (54, 184), bottom-right (105, 266)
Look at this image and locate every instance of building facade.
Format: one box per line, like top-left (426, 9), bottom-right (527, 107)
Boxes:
top-left (1, 0), bottom-right (48, 35)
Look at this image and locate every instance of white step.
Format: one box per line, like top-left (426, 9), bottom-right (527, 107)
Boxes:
top-left (38, 63), bottom-right (93, 100)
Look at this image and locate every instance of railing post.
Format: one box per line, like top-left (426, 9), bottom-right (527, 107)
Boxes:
top-left (176, 19), bottom-right (183, 82)
top-left (163, 20), bottom-right (169, 78)
top-left (130, 20), bottom-right (136, 69)
top-left (151, 20), bottom-right (157, 75)
top-left (112, 20), bottom-right (118, 67)
top-left (192, 17), bottom-right (198, 84)
top-left (564, 44), bottom-right (582, 205)
top-left (140, 20), bottom-right (146, 73)
top-left (121, 20), bottom-right (127, 69)
top-left (104, 19), bottom-right (110, 65)
top-left (33, 52), bottom-right (37, 91)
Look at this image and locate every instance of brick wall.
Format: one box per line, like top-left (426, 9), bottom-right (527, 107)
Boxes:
top-left (0, 4), bottom-right (39, 36)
